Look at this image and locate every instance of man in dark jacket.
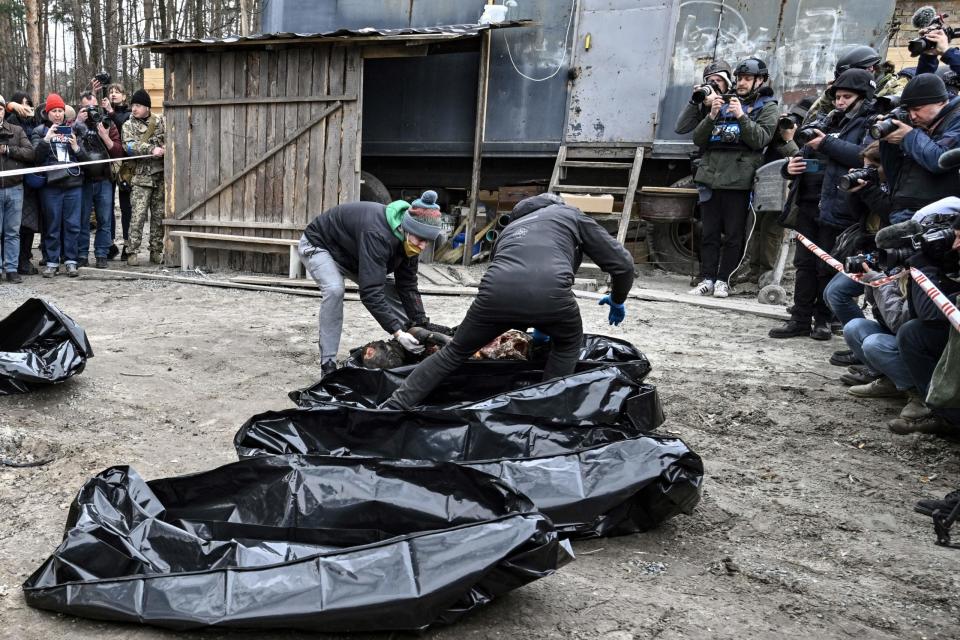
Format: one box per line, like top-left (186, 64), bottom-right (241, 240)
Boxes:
top-left (770, 69), bottom-right (879, 340)
top-left (0, 102), bottom-right (36, 283)
top-left (674, 60), bottom-right (733, 135)
top-left (4, 92), bottom-right (43, 274)
top-left (688, 57), bottom-right (779, 298)
top-left (879, 74), bottom-right (960, 224)
top-left (75, 92), bottom-right (125, 269)
top-left (381, 193), bottom-right (635, 410)
top-left (299, 190), bottom-right (443, 376)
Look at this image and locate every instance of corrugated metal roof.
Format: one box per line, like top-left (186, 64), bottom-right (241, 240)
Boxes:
top-left (134, 21), bottom-right (532, 50)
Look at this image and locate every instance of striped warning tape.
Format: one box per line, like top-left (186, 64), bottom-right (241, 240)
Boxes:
top-left (795, 232), bottom-right (903, 288)
top-left (0, 154), bottom-right (153, 179)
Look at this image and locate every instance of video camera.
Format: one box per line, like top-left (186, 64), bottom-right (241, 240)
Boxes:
top-left (909, 6), bottom-right (955, 57)
top-left (869, 107), bottom-right (911, 139)
top-left (869, 218), bottom-right (958, 272)
top-left (838, 166), bottom-right (880, 191)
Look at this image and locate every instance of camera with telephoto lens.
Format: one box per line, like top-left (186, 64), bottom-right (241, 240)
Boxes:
top-left (876, 223), bottom-right (957, 271)
top-left (795, 117), bottom-right (832, 146)
top-left (844, 252), bottom-right (878, 274)
top-left (908, 9), bottom-right (955, 56)
top-left (0, 129), bottom-right (12, 144)
top-left (838, 166), bottom-right (880, 191)
top-left (94, 72), bottom-right (111, 89)
top-left (778, 114), bottom-right (799, 131)
top-left (692, 80), bottom-right (723, 103)
top-left (869, 107), bottom-right (911, 139)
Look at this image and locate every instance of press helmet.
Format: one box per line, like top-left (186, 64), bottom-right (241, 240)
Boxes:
top-left (834, 45), bottom-right (882, 77)
top-left (734, 57), bottom-right (770, 79)
top-left (702, 60), bottom-right (733, 87)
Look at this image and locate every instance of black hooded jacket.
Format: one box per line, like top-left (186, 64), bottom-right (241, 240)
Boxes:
top-left (303, 201), bottom-right (426, 334)
top-left (479, 194), bottom-right (634, 310)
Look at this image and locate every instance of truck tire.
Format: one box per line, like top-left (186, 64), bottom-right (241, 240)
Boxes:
top-left (648, 176), bottom-right (700, 274)
top-left (360, 171), bottom-right (391, 204)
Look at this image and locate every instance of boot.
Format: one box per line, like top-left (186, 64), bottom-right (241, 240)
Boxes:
top-left (320, 360), bottom-right (337, 378)
top-left (127, 253), bottom-right (140, 267)
top-left (769, 319), bottom-right (811, 339)
top-left (120, 247), bottom-right (129, 261)
top-left (810, 321), bottom-right (832, 341)
top-left (5, 271), bottom-right (23, 284)
top-left (829, 350), bottom-right (861, 367)
top-left (149, 252), bottom-right (163, 265)
top-left (847, 376), bottom-right (904, 399)
top-left (888, 415), bottom-right (956, 436)
top-left (95, 257), bottom-right (108, 269)
top-left (900, 391), bottom-right (932, 420)
top-left (107, 244), bottom-right (120, 260)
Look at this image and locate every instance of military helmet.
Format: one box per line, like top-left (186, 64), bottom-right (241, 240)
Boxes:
top-left (734, 57), bottom-right (769, 79)
top-left (702, 60), bottom-right (733, 86)
top-left (835, 45), bottom-right (882, 77)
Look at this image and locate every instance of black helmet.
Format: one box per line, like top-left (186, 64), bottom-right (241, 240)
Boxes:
top-left (827, 68), bottom-right (877, 100)
top-left (702, 60), bottom-right (733, 86)
top-left (734, 57), bottom-right (769, 79)
top-left (900, 73), bottom-right (949, 107)
top-left (835, 45), bottom-right (882, 77)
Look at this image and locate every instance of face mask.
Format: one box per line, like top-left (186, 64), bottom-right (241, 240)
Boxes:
top-left (403, 239), bottom-right (423, 257)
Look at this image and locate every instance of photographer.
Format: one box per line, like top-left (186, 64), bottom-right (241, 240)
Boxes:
top-left (4, 91), bottom-right (43, 276)
top-left (769, 70), bottom-right (880, 340)
top-left (675, 60), bottom-right (732, 135)
top-left (75, 92), bottom-right (124, 269)
top-left (878, 73), bottom-right (960, 224)
top-left (102, 83), bottom-right (132, 258)
top-left (31, 93), bottom-right (88, 278)
top-left (915, 25), bottom-right (960, 76)
top-left (887, 216), bottom-right (960, 435)
top-left (805, 46), bottom-right (883, 122)
top-left (688, 57), bottom-right (778, 299)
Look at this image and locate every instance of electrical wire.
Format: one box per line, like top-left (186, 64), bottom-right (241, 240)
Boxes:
top-left (502, 0), bottom-right (577, 82)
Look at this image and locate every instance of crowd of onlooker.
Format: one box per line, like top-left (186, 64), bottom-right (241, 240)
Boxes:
top-left (0, 78), bottom-right (166, 281)
top-left (676, 29), bottom-right (960, 518)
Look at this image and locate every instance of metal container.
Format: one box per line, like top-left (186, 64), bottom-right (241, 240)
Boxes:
top-left (752, 160), bottom-right (789, 214)
top-left (638, 187), bottom-right (698, 222)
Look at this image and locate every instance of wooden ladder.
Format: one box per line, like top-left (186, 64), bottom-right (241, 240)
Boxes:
top-left (548, 144), bottom-right (645, 245)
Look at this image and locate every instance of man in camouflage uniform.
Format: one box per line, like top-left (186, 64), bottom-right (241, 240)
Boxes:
top-left (804, 46), bottom-right (886, 124)
top-left (121, 89), bottom-right (165, 266)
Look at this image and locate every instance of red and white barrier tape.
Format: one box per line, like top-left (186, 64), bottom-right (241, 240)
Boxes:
top-left (795, 232), bottom-right (903, 288)
top-left (795, 232), bottom-right (959, 331)
top-left (0, 154), bottom-right (153, 179)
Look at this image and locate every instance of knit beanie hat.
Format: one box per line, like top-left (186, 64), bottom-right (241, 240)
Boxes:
top-left (901, 74), bottom-right (949, 107)
top-left (44, 93), bottom-right (65, 112)
top-left (131, 89), bottom-right (151, 108)
top-left (401, 190), bottom-right (442, 241)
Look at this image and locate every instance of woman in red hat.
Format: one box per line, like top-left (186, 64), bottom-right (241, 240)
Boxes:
top-left (31, 93), bottom-right (88, 278)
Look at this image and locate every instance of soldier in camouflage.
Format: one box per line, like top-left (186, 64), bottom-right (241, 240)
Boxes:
top-left (121, 89), bottom-right (165, 266)
top-left (804, 46), bottom-right (886, 124)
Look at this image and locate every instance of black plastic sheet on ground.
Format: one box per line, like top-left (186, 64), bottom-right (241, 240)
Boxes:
top-left (295, 335), bottom-right (659, 431)
top-left (0, 298), bottom-right (93, 395)
top-left (23, 456), bottom-right (571, 632)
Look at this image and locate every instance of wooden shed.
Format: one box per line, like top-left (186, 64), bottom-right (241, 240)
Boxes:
top-left (136, 24), bottom-right (522, 274)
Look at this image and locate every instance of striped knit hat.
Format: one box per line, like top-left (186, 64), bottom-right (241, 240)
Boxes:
top-left (401, 190), bottom-right (442, 241)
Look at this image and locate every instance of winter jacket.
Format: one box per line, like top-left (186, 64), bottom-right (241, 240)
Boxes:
top-left (303, 201), bottom-right (427, 334)
top-left (480, 194), bottom-right (634, 310)
top-left (816, 99), bottom-right (880, 227)
top-left (881, 96), bottom-right (960, 213)
top-left (109, 103), bottom-right (132, 130)
top-left (691, 93), bottom-right (779, 191)
top-left (917, 47), bottom-right (960, 76)
top-left (863, 272), bottom-right (910, 332)
top-left (31, 124), bottom-right (88, 189)
top-left (908, 262), bottom-right (960, 323)
top-left (848, 182), bottom-right (893, 234)
top-left (0, 120), bottom-right (35, 188)
top-left (675, 102), bottom-right (709, 135)
top-left (75, 121), bottom-right (125, 181)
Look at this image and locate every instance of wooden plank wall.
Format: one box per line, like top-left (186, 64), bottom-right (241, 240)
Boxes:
top-left (164, 44), bottom-right (362, 273)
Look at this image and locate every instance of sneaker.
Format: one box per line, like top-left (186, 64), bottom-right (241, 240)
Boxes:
top-left (689, 280), bottom-right (714, 296)
top-left (829, 350), bottom-right (861, 367)
top-left (810, 321), bottom-right (832, 341)
top-left (127, 253), bottom-right (140, 267)
top-left (769, 319), bottom-right (811, 339)
top-left (713, 280), bottom-right (730, 298)
top-left (5, 271), bottom-right (22, 284)
top-left (65, 263), bottom-right (79, 278)
top-left (41, 265), bottom-right (56, 278)
top-left (888, 414), bottom-right (956, 436)
top-left (320, 360), bottom-right (338, 377)
top-left (107, 244), bottom-right (120, 260)
top-left (847, 376), bottom-right (905, 399)
top-left (839, 367), bottom-right (883, 386)
top-left (901, 391), bottom-right (932, 421)
top-left (95, 257), bottom-right (108, 269)
top-left (76, 257), bottom-right (88, 268)
top-left (915, 490), bottom-right (960, 517)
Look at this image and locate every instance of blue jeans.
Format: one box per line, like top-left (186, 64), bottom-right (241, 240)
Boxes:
top-left (843, 318), bottom-right (914, 390)
top-left (824, 272), bottom-right (865, 326)
top-left (42, 186), bottom-right (82, 266)
top-left (79, 180), bottom-right (114, 259)
top-left (0, 184), bottom-right (23, 273)
top-left (889, 209), bottom-right (914, 224)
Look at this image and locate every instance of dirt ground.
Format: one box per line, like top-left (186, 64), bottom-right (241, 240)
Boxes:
top-left (1, 265), bottom-right (959, 640)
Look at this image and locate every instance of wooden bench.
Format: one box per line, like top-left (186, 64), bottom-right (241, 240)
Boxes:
top-left (169, 231), bottom-right (302, 279)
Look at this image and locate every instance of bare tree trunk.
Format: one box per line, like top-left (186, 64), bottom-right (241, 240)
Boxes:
top-left (71, 0), bottom-right (90, 93)
top-left (157, 0), bottom-right (168, 38)
top-left (143, 0), bottom-right (155, 70)
top-left (104, 0), bottom-right (119, 79)
top-left (90, 0), bottom-right (104, 76)
top-left (25, 0), bottom-right (41, 102)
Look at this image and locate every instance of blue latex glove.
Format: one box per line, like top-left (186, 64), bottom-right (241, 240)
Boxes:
top-left (530, 328), bottom-right (551, 344)
top-left (598, 295), bottom-right (626, 326)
